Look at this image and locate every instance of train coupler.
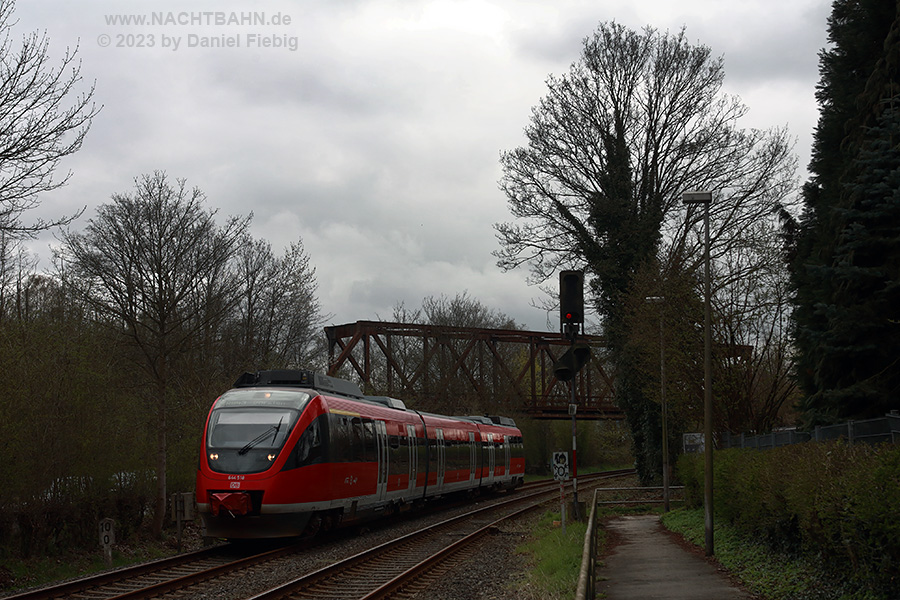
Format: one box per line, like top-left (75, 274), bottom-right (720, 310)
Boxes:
top-left (210, 492), bottom-right (252, 517)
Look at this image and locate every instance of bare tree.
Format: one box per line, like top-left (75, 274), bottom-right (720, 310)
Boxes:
top-left (496, 23), bottom-right (796, 294)
top-left (227, 236), bottom-right (326, 373)
top-left (495, 22), bottom-right (798, 481)
top-left (380, 293), bottom-right (522, 414)
top-left (59, 172), bottom-right (249, 537)
top-left (0, 229), bottom-right (35, 318)
top-left (0, 0), bottom-right (99, 236)
top-left (712, 218), bottom-right (798, 432)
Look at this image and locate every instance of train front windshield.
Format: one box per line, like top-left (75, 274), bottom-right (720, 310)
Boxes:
top-left (206, 389), bottom-right (310, 474)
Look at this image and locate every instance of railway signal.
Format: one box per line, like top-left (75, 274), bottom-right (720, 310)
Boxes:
top-left (557, 270), bottom-right (588, 521)
top-left (559, 270), bottom-right (584, 332)
top-left (553, 343), bottom-right (591, 382)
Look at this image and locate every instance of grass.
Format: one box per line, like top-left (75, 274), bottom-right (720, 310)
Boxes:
top-left (514, 511), bottom-right (588, 600)
top-left (0, 529), bottom-right (192, 594)
top-left (513, 492), bottom-right (663, 600)
top-left (660, 508), bottom-right (891, 600)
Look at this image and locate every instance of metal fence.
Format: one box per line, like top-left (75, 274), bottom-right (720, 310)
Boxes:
top-left (713, 412), bottom-right (900, 451)
top-left (575, 487), bottom-right (600, 600)
top-left (575, 484), bottom-right (685, 599)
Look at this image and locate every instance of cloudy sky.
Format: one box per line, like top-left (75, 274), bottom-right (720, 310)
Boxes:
top-left (16, 0), bottom-right (830, 333)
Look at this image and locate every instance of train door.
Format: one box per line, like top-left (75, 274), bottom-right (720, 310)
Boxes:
top-left (436, 428), bottom-right (445, 490)
top-left (375, 420), bottom-right (388, 502)
top-left (406, 424), bottom-right (418, 494)
top-left (468, 432), bottom-right (476, 482)
top-left (503, 435), bottom-right (511, 478)
top-left (485, 434), bottom-right (495, 486)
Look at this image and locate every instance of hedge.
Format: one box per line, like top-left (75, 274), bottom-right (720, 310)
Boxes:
top-left (677, 442), bottom-right (900, 596)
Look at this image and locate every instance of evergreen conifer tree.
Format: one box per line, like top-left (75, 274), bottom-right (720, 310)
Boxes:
top-left (791, 0), bottom-right (899, 422)
top-left (819, 98), bottom-right (900, 417)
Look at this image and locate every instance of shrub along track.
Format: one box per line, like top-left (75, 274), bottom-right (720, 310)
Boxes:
top-left (3, 470), bottom-right (632, 600)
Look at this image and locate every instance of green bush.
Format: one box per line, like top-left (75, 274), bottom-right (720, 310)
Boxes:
top-left (0, 473), bottom-right (154, 559)
top-left (677, 442), bottom-right (900, 596)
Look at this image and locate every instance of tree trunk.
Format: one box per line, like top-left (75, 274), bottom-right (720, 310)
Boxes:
top-left (152, 383), bottom-right (167, 538)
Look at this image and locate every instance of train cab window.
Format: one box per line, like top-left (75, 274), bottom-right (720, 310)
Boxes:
top-left (208, 406), bottom-right (302, 450)
top-left (205, 389), bottom-right (309, 474)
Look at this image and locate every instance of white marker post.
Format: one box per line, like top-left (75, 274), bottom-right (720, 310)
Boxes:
top-left (553, 451), bottom-right (569, 533)
top-left (99, 518), bottom-right (115, 566)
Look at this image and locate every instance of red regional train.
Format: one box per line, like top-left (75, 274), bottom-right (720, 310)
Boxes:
top-left (196, 370), bottom-right (525, 539)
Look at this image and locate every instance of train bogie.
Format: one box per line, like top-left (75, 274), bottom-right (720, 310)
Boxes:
top-left (196, 370), bottom-right (524, 539)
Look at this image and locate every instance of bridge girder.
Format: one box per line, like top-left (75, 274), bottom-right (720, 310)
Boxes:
top-left (325, 321), bottom-right (623, 420)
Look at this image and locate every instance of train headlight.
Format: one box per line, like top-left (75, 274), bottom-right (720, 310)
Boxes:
top-left (209, 453), bottom-right (219, 461)
top-left (267, 453), bottom-right (276, 461)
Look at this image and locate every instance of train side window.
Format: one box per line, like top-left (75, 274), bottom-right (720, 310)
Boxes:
top-left (351, 417), bottom-right (366, 462)
top-left (429, 436), bottom-right (439, 472)
top-left (388, 435), bottom-right (398, 472)
top-left (445, 439), bottom-right (453, 471)
top-left (397, 435), bottom-right (409, 473)
top-left (388, 434), bottom-right (410, 474)
top-left (362, 420), bottom-right (376, 462)
top-left (290, 415), bottom-right (325, 469)
top-left (329, 414), bottom-right (352, 463)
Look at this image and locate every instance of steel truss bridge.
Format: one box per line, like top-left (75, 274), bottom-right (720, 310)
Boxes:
top-left (325, 321), bottom-right (622, 419)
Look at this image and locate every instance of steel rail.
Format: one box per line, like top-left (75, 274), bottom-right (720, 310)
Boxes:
top-left (100, 542), bottom-right (308, 600)
top-left (2, 545), bottom-right (228, 600)
top-left (249, 469), bottom-right (634, 600)
top-left (359, 503), bottom-right (536, 599)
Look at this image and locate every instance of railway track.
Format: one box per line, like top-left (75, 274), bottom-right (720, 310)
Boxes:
top-left (1, 541), bottom-right (302, 600)
top-left (249, 469), bottom-right (633, 600)
top-left (4, 470), bottom-right (633, 600)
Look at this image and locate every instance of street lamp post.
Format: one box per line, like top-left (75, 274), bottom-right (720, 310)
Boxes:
top-left (645, 296), bottom-right (669, 512)
top-left (683, 190), bottom-right (713, 556)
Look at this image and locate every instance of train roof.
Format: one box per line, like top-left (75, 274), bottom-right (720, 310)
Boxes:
top-left (232, 370), bottom-right (516, 428)
top-left (459, 415), bottom-right (518, 428)
top-left (233, 370), bottom-right (406, 410)
top-left (233, 370), bottom-right (365, 399)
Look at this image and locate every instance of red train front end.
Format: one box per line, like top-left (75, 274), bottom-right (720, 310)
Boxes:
top-left (196, 371), bottom-right (364, 538)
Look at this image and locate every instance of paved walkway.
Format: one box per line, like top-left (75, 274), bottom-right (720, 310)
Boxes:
top-left (596, 515), bottom-right (752, 599)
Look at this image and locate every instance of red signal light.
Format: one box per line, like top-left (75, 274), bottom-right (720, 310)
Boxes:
top-left (559, 271), bottom-right (584, 328)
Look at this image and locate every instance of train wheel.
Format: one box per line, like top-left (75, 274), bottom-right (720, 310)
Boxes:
top-left (303, 514), bottom-right (322, 537)
top-left (322, 511), bottom-right (341, 532)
